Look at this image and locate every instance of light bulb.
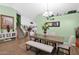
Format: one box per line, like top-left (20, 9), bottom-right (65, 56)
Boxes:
top-left (43, 11), bottom-right (53, 17)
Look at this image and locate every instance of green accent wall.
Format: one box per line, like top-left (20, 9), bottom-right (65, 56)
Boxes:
top-left (0, 5), bottom-right (17, 32)
top-left (35, 13), bottom-right (79, 45)
top-left (16, 14), bottom-right (21, 27)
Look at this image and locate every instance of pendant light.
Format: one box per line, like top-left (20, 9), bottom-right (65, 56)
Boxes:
top-left (42, 4), bottom-right (53, 20)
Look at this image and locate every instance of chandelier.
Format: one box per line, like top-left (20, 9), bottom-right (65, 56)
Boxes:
top-left (42, 4), bottom-right (53, 20)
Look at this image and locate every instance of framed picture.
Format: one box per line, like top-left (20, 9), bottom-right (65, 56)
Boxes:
top-left (1, 15), bottom-right (14, 29)
top-left (52, 21), bottom-right (60, 27)
top-left (46, 21), bottom-right (60, 27)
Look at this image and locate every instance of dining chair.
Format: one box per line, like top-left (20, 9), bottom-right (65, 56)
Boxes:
top-left (45, 32), bottom-right (57, 46)
top-left (29, 30), bottom-right (36, 41)
top-left (27, 30), bottom-right (36, 50)
top-left (57, 35), bottom-right (75, 55)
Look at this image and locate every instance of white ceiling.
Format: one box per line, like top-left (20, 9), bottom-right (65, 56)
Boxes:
top-left (0, 3), bottom-right (79, 19)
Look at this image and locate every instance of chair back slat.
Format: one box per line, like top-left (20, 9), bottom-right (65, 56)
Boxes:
top-left (69, 35), bottom-right (75, 47)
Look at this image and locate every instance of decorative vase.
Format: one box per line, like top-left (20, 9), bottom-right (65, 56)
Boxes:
top-left (44, 31), bottom-right (47, 36)
top-left (7, 25), bottom-right (10, 32)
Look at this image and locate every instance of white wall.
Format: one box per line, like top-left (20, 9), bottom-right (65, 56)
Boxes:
top-left (21, 16), bottom-right (37, 27)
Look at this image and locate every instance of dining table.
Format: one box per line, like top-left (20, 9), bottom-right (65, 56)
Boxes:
top-left (31, 33), bottom-right (64, 44)
top-left (30, 33), bottom-right (64, 54)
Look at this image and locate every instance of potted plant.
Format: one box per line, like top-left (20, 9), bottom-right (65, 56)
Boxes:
top-left (67, 10), bottom-right (77, 14)
top-left (42, 23), bottom-right (49, 35)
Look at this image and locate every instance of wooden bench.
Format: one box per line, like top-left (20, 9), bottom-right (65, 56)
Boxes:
top-left (26, 41), bottom-right (55, 54)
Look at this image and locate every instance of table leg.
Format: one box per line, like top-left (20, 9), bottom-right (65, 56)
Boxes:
top-left (39, 39), bottom-right (41, 43)
top-left (52, 43), bottom-right (56, 48)
top-left (26, 44), bottom-right (29, 51)
top-left (54, 43), bottom-right (57, 53)
top-left (57, 47), bottom-right (59, 54)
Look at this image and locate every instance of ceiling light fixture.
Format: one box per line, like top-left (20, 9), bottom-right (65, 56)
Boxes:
top-left (42, 3), bottom-right (53, 20)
